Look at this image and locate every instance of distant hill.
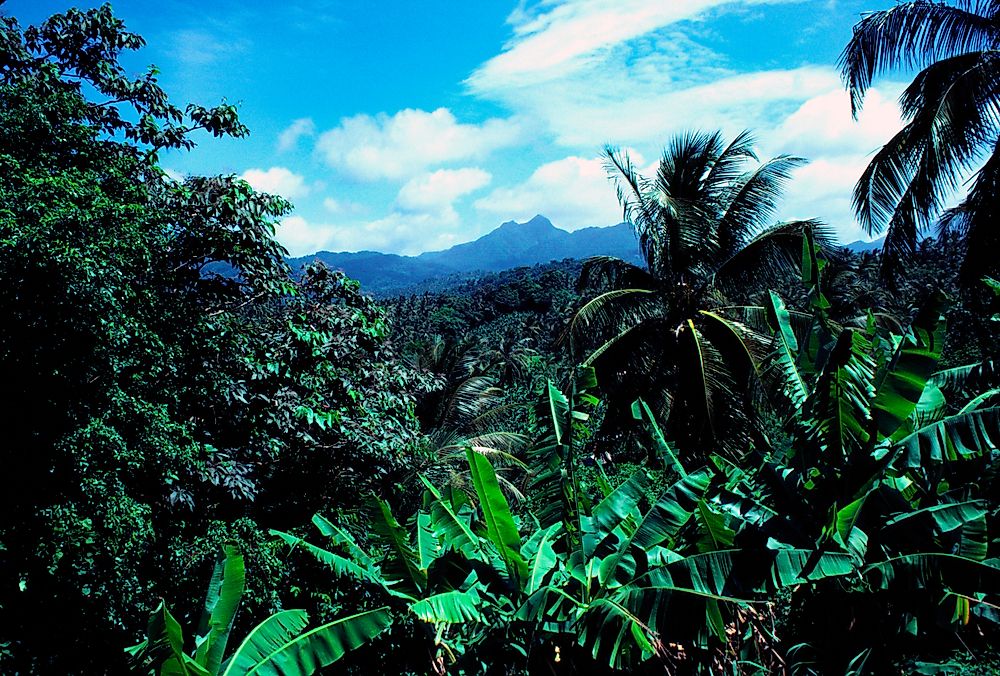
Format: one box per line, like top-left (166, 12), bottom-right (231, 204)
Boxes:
top-left (844, 236), bottom-right (885, 253)
top-left (290, 215), bottom-right (642, 295)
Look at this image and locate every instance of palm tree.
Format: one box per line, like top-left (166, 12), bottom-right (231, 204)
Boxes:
top-left (572, 130), bottom-right (829, 459)
top-left (840, 0), bottom-right (1000, 282)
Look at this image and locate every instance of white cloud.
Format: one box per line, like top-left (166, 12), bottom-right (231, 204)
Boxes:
top-left (323, 197), bottom-right (366, 215)
top-left (471, 0), bottom-right (799, 91)
top-left (480, 60), bottom-right (840, 147)
top-left (315, 108), bottom-right (522, 181)
top-left (782, 157), bottom-right (873, 243)
top-left (396, 168), bottom-right (492, 214)
top-left (762, 84), bottom-right (906, 241)
top-left (475, 155), bottom-right (624, 229)
top-left (240, 167), bottom-right (312, 201)
top-left (277, 215), bottom-right (339, 256)
top-left (461, 0), bottom-right (909, 244)
top-left (769, 86), bottom-right (904, 159)
top-left (171, 29), bottom-right (246, 66)
top-left (277, 212), bottom-right (468, 256)
top-left (277, 118), bottom-right (316, 152)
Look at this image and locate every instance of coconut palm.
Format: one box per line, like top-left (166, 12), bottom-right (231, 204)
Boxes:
top-left (571, 130), bottom-right (830, 459)
top-left (840, 0), bottom-right (1000, 282)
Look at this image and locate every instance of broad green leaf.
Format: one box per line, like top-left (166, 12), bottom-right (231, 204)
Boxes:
top-left (959, 387), bottom-right (1000, 414)
top-left (411, 587), bottom-right (483, 624)
top-left (766, 291), bottom-right (809, 408)
top-left (631, 398), bottom-right (685, 476)
top-left (872, 297), bottom-right (945, 439)
top-left (632, 468), bottom-right (714, 551)
top-left (311, 514), bottom-right (373, 569)
top-left (243, 607), bottom-right (392, 675)
top-left (864, 554), bottom-right (1000, 596)
top-left (195, 544), bottom-right (245, 673)
top-left (914, 384), bottom-right (947, 426)
top-left (546, 382), bottom-right (570, 445)
top-left (126, 601), bottom-right (207, 676)
top-left (882, 501), bottom-right (986, 535)
top-left (418, 475), bottom-right (479, 558)
top-left (896, 406), bottom-right (1000, 468)
top-left (694, 500), bottom-right (735, 552)
top-left (582, 470), bottom-right (651, 560)
top-left (523, 524), bottom-right (560, 595)
top-left (770, 549), bottom-right (855, 587)
top-left (415, 512), bottom-right (437, 573)
top-left (466, 448), bottom-right (528, 581)
top-left (270, 530), bottom-right (378, 584)
top-left (834, 494), bottom-right (868, 545)
top-left (370, 498), bottom-right (426, 595)
top-left (221, 610), bottom-right (310, 676)
top-left (958, 515), bottom-right (989, 562)
top-left (803, 329), bottom-right (874, 459)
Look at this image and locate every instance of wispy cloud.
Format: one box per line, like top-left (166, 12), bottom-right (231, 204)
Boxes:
top-left (462, 0), bottom-right (903, 242)
top-left (469, 0), bottom-right (800, 91)
top-left (170, 28), bottom-right (247, 67)
top-left (278, 211), bottom-right (471, 257)
top-left (277, 118), bottom-right (316, 152)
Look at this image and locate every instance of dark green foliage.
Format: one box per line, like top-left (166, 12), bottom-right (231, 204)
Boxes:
top-left (5, 3), bottom-right (1000, 674)
top-left (0, 6), bottom-right (429, 672)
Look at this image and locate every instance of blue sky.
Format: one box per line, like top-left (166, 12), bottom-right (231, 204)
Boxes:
top-left (7, 0), bottom-right (903, 255)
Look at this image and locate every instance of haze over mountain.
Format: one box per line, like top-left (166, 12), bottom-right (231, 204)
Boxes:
top-left (289, 215), bottom-right (641, 295)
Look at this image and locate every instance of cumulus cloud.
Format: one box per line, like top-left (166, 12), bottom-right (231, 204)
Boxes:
top-left (769, 86), bottom-right (904, 159)
top-left (315, 108), bottom-right (522, 181)
top-left (396, 168), bottom-right (492, 214)
top-left (277, 118), bottom-right (316, 152)
top-left (475, 155), bottom-right (625, 229)
top-left (240, 167), bottom-right (313, 200)
top-left (762, 85), bottom-right (906, 240)
top-left (276, 212), bottom-right (467, 257)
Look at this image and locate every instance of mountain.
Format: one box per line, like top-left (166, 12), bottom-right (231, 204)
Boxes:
top-left (290, 215), bottom-right (641, 295)
top-left (844, 236), bottom-right (885, 253)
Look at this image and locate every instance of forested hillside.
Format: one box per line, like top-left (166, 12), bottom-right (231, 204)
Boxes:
top-left (3, 4), bottom-right (1000, 676)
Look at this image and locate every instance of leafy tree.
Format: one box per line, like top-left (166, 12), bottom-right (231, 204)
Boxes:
top-left (0, 6), bottom-right (429, 670)
top-left (840, 0), bottom-right (1000, 283)
top-left (572, 130), bottom-right (831, 459)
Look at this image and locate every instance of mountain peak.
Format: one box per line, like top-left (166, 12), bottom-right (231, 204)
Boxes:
top-left (497, 214), bottom-right (554, 232)
top-left (292, 215), bottom-right (643, 296)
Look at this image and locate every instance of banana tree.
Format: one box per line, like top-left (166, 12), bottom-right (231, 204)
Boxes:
top-left (126, 544), bottom-right (391, 675)
top-left (275, 372), bottom-right (857, 673)
top-left (749, 250), bottom-right (1000, 668)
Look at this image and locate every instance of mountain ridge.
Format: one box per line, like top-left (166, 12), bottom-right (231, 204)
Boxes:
top-left (290, 215), bottom-right (641, 295)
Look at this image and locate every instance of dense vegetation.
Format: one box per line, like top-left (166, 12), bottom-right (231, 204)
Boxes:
top-left (3, 3), bottom-right (1000, 674)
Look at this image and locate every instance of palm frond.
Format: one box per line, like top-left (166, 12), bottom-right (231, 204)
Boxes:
top-left (840, 1), bottom-right (998, 115)
top-left (577, 255), bottom-right (657, 292)
top-left (713, 220), bottom-right (833, 293)
top-left (716, 155), bottom-right (806, 259)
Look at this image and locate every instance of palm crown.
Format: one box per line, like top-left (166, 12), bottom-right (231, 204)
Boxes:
top-left (573, 130), bottom-right (829, 458)
top-left (840, 0), bottom-right (1000, 282)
